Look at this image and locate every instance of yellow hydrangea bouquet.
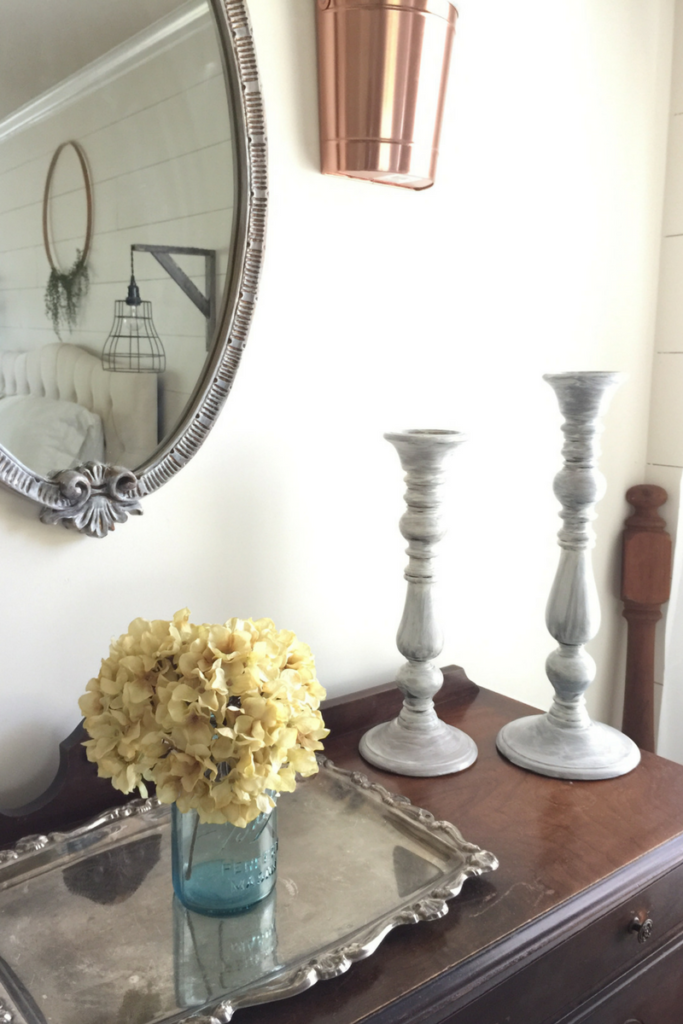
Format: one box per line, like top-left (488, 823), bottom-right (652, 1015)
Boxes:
top-left (79, 609), bottom-right (329, 828)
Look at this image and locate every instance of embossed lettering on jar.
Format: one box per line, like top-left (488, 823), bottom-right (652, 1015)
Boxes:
top-left (171, 804), bottom-right (278, 916)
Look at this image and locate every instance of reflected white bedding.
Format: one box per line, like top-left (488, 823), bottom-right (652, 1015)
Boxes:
top-left (0, 395), bottom-right (104, 477)
top-left (0, 343), bottom-right (158, 470)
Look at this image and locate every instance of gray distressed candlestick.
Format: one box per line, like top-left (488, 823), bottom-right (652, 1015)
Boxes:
top-left (496, 372), bottom-right (641, 780)
top-left (359, 430), bottom-right (478, 777)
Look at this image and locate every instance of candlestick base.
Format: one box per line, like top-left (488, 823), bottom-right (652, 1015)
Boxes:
top-left (496, 713), bottom-right (641, 780)
top-left (360, 716), bottom-right (478, 777)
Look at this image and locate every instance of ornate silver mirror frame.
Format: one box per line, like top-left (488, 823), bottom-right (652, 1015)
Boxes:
top-left (0, 0), bottom-right (266, 539)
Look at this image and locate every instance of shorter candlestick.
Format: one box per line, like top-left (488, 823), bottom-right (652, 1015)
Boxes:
top-left (360, 430), bottom-right (478, 777)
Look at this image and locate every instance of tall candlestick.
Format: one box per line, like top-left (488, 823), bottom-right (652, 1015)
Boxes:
top-left (496, 372), bottom-right (641, 779)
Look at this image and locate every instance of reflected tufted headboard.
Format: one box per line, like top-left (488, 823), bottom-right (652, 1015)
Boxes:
top-left (0, 343), bottom-right (158, 469)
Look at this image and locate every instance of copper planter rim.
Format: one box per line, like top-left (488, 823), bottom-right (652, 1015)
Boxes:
top-left (318, 0), bottom-right (457, 23)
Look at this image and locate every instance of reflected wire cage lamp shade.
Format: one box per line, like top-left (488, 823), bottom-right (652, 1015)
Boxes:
top-left (102, 244), bottom-right (216, 372)
top-left (102, 250), bottom-right (165, 373)
top-left (315, 0), bottom-right (458, 190)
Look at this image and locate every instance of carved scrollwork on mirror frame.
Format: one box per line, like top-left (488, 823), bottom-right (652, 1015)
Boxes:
top-left (39, 463), bottom-right (142, 538)
top-left (0, 0), bottom-right (266, 538)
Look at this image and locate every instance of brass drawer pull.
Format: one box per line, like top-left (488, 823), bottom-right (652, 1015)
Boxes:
top-left (629, 916), bottom-right (654, 943)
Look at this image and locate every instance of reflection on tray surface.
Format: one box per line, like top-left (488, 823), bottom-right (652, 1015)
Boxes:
top-left (393, 845), bottom-right (442, 898)
top-left (62, 835), bottom-right (162, 906)
top-left (174, 891), bottom-right (278, 1008)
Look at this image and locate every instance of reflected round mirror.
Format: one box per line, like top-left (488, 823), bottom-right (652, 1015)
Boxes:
top-left (0, 0), bottom-right (265, 536)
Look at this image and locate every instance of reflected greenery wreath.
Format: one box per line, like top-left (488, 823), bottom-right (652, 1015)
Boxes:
top-left (42, 141), bottom-right (93, 339)
top-left (44, 249), bottom-right (90, 338)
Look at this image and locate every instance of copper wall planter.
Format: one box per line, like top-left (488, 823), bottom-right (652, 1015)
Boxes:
top-left (315, 0), bottom-right (458, 190)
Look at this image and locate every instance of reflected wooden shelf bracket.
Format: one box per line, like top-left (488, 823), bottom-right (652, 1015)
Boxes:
top-left (132, 243), bottom-right (216, 349)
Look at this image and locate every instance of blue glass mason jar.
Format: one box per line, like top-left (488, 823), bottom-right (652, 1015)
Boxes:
top-left (171, 804), bottom-right (278, 916)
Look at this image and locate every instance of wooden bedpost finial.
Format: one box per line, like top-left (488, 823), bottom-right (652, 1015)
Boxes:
top-left (621, 484), bottom-right (672, 753)
top-left (624, 484), bottom-right (669, 534)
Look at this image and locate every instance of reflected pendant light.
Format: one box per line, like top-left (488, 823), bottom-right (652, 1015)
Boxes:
top-left (102, 250), bottom-right (166, 373)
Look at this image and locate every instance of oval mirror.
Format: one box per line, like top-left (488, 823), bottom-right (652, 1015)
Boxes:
top-left (0, 0), bottom-right (265, 536)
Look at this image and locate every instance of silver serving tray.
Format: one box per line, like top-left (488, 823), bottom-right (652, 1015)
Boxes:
top-left (0, 758), bottom-right (498, 1024)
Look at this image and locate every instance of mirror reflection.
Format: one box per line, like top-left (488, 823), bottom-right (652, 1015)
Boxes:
top-left (0, 0), bottom-right (236, 477)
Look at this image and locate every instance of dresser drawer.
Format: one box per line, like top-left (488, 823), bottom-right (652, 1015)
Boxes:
top-left (441, 856), bottom-right (683, 1024)
top-left (561, 932), bottom-right (683, 1024)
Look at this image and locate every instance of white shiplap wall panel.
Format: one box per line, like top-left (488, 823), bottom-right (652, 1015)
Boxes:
top-left (649, 354), bottom-right (683, 464)
top-left (647, 0), bottom-right (683, 758)
top-left (662, 116), bottom-right (683, 234)
top-left (652, 236), bottom-right (683, 351)
top-left (0, 22), bottom-right (224, 168)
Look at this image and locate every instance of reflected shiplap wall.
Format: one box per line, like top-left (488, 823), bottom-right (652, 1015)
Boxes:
top-left (0, 0), bottom-right (674, 807)
top-left (0, 13), bottom-right (233, 439)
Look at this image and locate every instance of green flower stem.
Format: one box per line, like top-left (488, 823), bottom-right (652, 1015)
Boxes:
top-left (184, 812), bottom-right (200, 882)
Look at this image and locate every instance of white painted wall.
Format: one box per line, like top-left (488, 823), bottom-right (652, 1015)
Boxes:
top-left (0, 0), bottom-right (673, 807)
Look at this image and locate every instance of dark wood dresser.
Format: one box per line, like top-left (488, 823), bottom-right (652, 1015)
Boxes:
top-left (242, 669), bottom-right (683, 1024)
top-left (3, 667), bottom-right (683, 1024)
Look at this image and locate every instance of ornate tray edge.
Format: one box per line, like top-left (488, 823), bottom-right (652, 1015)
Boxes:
top-left (183, 758), bottom-right (498, 1024)
top-left (0, 759), bottom-right (498, 1024)
top-left (0, 797), bottom-right (161, 867)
